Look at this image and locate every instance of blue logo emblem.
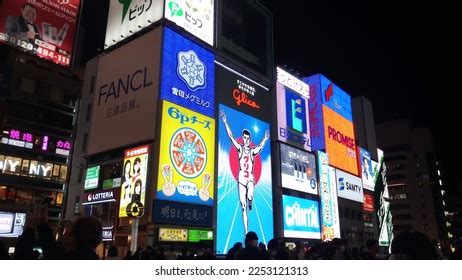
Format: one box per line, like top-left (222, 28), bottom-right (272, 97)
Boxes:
top-left (177, 50), bottom-right (207, 91)
top-left (339, 177), bottom-right (345, 191)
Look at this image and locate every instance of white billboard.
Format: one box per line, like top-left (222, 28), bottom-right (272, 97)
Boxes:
top-left (164, 0), bottom-right (214, 46)
top-left (280, 144), bottom-right (317, 195)
top-left (88, 28), bottom-right (161, 155)
top-left (104, 0), bottom-right (164, 49)
top-left (335, 169), bottom-right (364, 203)
top-left (276, 67), bottom-right (309, 99)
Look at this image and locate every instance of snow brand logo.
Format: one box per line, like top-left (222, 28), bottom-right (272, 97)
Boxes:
top-left (177, 50), bottom-right (207, 91)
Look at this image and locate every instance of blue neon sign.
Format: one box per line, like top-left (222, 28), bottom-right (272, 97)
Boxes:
top-left (282, 195), bottom-right (321, 239)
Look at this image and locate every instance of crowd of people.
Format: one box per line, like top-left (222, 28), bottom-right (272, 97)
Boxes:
top-left (1, 206), bottom-right (461, 260)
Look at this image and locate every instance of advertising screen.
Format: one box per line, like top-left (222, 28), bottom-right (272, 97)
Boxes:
top-left (152, 200), bottom-right (213, 227)
top-left (164, 0), bottom-right (214, 46)
top-left (363, 193), bottom-right (374, 212)
top-left (282, 195), bottom-right (321, 239)
top-left (158, 228), bottom-right (188, 242)
top-left (84, 166), bottom-right (100, 191)
top-left (280, 143), bottom-right (317, 195)
top-left (156, 101), bottom-right (215, 206)
top-left (276, 82), bottom-right (311, 151)
top-left (161, 27), bottom-right (214, 117)
top-left (0, 0), bottom-right (82, 66)
top-left (216, 104), bottom-right (273, 254)
top-left (359, 148), bottom-right (375, 191)
top-left (105, 0), bottom-right (163, 49)
top-left (216, 62), bottom-right (270, 121)
top-left (188, 229), bottom-right (213, 242)
top-left (320, 75), bottom-right (352, 121)
top-left (335, 169), bottom-right (364, 203)
top-left (318, 151), bottom-right (341, 241)
top-left (88, 28), bottom-right (161, 155)
top-left (323, 105), bottom-right (358, 175)
top-left (0, 212), bottom-right (26, 238)
top-left (119, 145), bottom-right (149, 218)
top-left (276, 67), bottom-right (309, 98)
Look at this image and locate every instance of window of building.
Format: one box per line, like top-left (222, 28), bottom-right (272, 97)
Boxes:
top-left (351, 209), bottom-right (356, 220)
top-left (89, 76), bottom-right (96, 94)
top-left (82, 133), bottom-right (88, 152)
top-left (19, 77), bottom-right (36, 94)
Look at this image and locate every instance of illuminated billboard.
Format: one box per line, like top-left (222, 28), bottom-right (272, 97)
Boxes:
top-left (156, 101), bottom-right (215, 206)
top-left (119, 145), bottom-right (149, 218)
top-left (0, 154), bottom-right (68, 182)
top-left (0, 0), bottom-right (82, 66)
top-left (282, 195), bottom-right (321, 239)
top-left (164, 0), bottom-right (214, 46)
top-left (323, 106), bottom-right (358, 175)
top-left (335, 169), bottom-right (364, 203)
top-left (89, 28), bottom-right (161, 155)
top-left (158, 228), bottom-right (188, 242)
top-left (216, 104), bottom-right (273, 254)
top-left (359, 148), bottom-right (375, 191)
top-left (161, 27), bottom-right (215, 117)
top-left (318, 151), bottom-right (340, 241)
top-left (216, 62), bottom-right (270, 121)
top-left (0, 212), bottom-right (26, 238)
top-left (280, 143), bottom-right (317, 195)
top-left (104, 0), bottom-right (163, 49)
top-left (276, 82), bottom-right (311, 151)
top-left (276, 67), bottom-right (309, 98)
top-left (363, 193), bottom-right (374, 212)
top-left (84, 166), bottom-right (100, 191)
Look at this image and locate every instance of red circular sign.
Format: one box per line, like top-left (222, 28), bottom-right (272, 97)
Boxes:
top-left (229, 137), bottom-right (262, 185)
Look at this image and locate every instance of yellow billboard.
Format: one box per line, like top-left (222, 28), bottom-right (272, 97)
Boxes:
top-left (157, 101), bottom-right (215, 206)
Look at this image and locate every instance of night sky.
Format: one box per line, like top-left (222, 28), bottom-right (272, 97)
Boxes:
top-left (79, 0), bottom-right (460, 192)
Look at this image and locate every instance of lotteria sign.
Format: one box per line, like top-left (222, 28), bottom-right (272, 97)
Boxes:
top-left (161, 27), bottom-right (215, 117)
top-left (282, 195), bottom-right (321, 239)
top-left (335, 169), bottom-right (364, 203)
top-left (82, 190), bottom-right (116, 205)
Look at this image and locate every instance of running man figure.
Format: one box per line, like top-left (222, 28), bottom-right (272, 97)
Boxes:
top-left (220, 110), bottom-right (270, 234)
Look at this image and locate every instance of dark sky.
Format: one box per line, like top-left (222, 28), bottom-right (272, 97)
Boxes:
top-left (259, 0), bottom-right (460, 190)
top-left (79, 0), bottom-right (460, 190)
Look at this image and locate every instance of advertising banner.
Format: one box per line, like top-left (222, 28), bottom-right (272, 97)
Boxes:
top-left (276, 82), bottom-right (311, 151)
top-left (216, 62), bottom-right (270, 121)
top-left (89, 28), bottom-right (161, 155)
top-left (282, 195), bottom-right (321, 239)
top-left (82, 189), bottom-right (117, 205)
top-left (0, 212), bottom-right (26, 238)
top-left (119, 145), bottom-right (149, 218)
top-left (335, 169), bottom-right (364, 203)
top-left (0, 154), bottom-right (68, 182)
top-left (84, 166), bottom-right (100, 191)
top-left (105, 0), bottom-right (163, 49)
top-left (323, 105), bottom-right (358, 175)
top-left (276, 67), bottom-right (309, 98)
top-left (156, 100), bottom-right (215, 206)
top-left (158, 228), bottom-right (188, 242)
top-left (0, 0), bottom-right (82, 66)
top-left (319, 75), bottom-right (352, 121)
top-left (318, 151), bottom-right (341, 241)
top-left (216, 104), bottom-right (273, 254)
top-left (164, 0), bottom-right (214, 46)
top-left (280, 143), bottom-right (317, 195)
top-left (161, 27), bottom-right (215, 117)
top-left (363, 193), bottom-right (374, 212)
top-left (188, 229), bottom-right (213, 242)
top-left (359, 148), bottom-right (375, 191)
top-left (152, 200), bottom-right (213, 227)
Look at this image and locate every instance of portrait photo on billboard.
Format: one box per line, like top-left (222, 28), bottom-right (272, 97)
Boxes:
top-left (280, 143), bottom-right (317, 195)
top-left (156, 100), bottom-right (215, 206)
top-left (161, 27), bottom-right (215, 117)
top-left (119, 145), bottom-right (149, 218)
top-left (0, 0), bottom-right (82, 66)
top-left (216, 104), bottom-right (273, 254)
top-left (216, 62), bottom-right (270, 121)
top-left (276, 82), bottom-right (311, 151)
top-left (282, 195), bottom-right (321, 239)
top-left (359, 148), bottom-right (375, 191)
top-left (164, 0), bottom-right (215, 46)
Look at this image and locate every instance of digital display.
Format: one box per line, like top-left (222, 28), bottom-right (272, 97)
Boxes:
top-left (282, 195), bottom-right (321, 239)
top-left (156, 101), bottom-right (215, 206)
top-left (276, 82), bottom-right (311, 151)
top-left (359, 148), bottom-right (375, 191)
top-left (158, 228), bottom-right (188, 242)
top-left (188, 229), bottom-right (213, 242)
top-left (161, 27), bottom-right (215, 117)
top-left (323, 105), bottom-right (358, 175)
top-left (104, 0), bottom-right (163, 49)
top-left (0, 0), bottom-right (82, 66)
top-left (320, 75), bottom-right (352, 121)
top-left (216, 62), bottom-right (270, 121)
top-left (164, 0), bottom-right (215, 46)
top-left (0, 212), bottom-right (26, 238)
top-left (216, 104), bottom-right (273, 254)
top-left (89, 28), bottom-right (161, 155)
top-left (152, 200), bottom-right (213, 227)
top-left (84, 166), bottom-right (100, 191)
top-left (280, 143), bottom-right (317, 195)
top-left (119, 145), bottom-right (149, 218)
top-left (276, 67), bottom-right (309, 98)
top-left (318, 151), bottom-right (341, 241)
top-left (363, 193), bottom-right (374, 212)
top-left (335, 169), bottom-right (364, 203)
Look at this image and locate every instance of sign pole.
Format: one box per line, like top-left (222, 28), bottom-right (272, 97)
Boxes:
top-left (130, 218), bottom-right (139, 253)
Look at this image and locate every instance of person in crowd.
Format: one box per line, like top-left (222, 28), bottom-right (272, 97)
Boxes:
top-left (304, 244), bottom-right (322, 260)
top-left (258, 242), bottom-right (270, 259)
top-left (389, 230), bottom-right (439, 260)
top-left (236, 231), bottom-right (269, 260)
top-left (332, 238), bottom-right (346, 260)
top-left (267, 239), bottom-right (279, 260)
top-left (226, 242), bottom-right (243, 260)
top-left (65, 216), bottom-right (102, 260)
top-left (359, 246), bottom-right (367, 259)
top-left (0, 240), bottom-right (10, 260)
top-left (363, 239), bottom-right (380, 260)
top-left (320, 241), bottom-right (336, 260)
top-left (350, 247), bottom-right (361, 260)
top-left (106, 245), bottom-right (119, 260)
